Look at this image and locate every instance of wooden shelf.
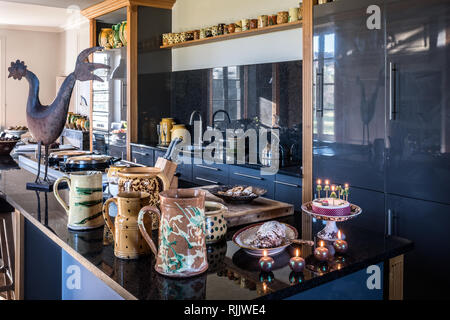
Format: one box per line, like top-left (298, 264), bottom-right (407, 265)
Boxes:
top-left (160, 20), bottom-right (302, 49)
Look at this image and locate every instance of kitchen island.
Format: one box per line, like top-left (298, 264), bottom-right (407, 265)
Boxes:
top-left (0, 155), bottom-right (413, 300)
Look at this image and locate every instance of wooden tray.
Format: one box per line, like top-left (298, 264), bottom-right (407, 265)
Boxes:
top-left (194, 186), bottom-right (294, 227)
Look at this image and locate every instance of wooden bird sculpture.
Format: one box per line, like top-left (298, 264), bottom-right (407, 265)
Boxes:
top-left (8, 46), bottom-right (109, 189)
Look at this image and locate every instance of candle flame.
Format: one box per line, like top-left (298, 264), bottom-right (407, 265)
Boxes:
top-left (345, 183), bottom-right (349, 188)
top-left (317, 179), bottom-right (321, 185)
top-left (263, 282), bottom-right (267, 291)
top-left (320, 240), bottom-right (324, 247)
top-left (263, 250), bottom-right (268, 257)
top-left (325, 179), bottom-right (329, 185)
top-left (331, 185), bottom-right (336, 191)
top-left (338, 230), bottom-right (342, 240)
top-left (296, 249), bottom-right (299, 257)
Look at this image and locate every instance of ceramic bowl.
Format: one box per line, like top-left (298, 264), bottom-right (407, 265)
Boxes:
top-left (205, 201), bottom-right (228, 244)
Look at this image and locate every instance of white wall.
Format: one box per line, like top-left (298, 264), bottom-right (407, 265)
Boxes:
top-left (171, 0), bottom-right (302, 71)
top-left (0, 28), bottom-right (61, 128)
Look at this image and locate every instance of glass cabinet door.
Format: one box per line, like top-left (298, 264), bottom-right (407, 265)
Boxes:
top-left (385, 0), bottom-right (450, 204)
top-left (313, 0), bottom-right (386, 192)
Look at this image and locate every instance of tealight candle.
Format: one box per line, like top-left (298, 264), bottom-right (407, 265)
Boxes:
top-left (316, 179), bottom-right (322, 198)
top-left (259, 250), bottom-right (274, 273)
top-left (289, 249), bottom-right (305, 273)
top-left (324, 180), bottom-right (330, 198)
top-left (314, 241), bottom-right (329, 262)
top-left (333, 230), bottom-right (348, 254)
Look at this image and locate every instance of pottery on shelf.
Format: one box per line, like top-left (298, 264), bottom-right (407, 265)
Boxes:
top-left (277, 11), bottom-right (289, 24)
top-left (98, 28), bottom-right (113, 49)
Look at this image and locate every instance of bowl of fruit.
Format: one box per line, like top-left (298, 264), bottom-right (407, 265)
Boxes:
top-left (4, 126), bottom-right (28, 138)
top-left (0, 136), bottom-right (20, 155)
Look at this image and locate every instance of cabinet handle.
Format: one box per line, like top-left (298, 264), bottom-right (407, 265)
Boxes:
top-left (233, 172), bottom-right (263, 180)
top-left (196, 164), bottom-right (220, 171)
top-left (133, 151), bottom-right (150, 156)
top-left (387, 209), bottom-right (393, 236)
top-left (195, 177), bottom-right (219, 185)
top-left (275, 181), bottom-right (300, 188)
top-left (389, 62), bottom-right (397, 121)
top-left (316, 67), bottom-right (324, 118)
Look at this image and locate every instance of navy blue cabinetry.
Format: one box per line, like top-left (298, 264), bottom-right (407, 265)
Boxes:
top-left (387, 195), bottom-right (450, 299)
top-left (131, 145), bottom-right (155, 167)
top-left (192, 160), bottom-right (229, 186)
top-left (274, 174), bottom-right (302, 211)
top-left (173, 151), bottom-right (193, 182)
top-left (108, 144), bottom-right (126, 160)
top-left (229, 166), bottom-right (274, 199)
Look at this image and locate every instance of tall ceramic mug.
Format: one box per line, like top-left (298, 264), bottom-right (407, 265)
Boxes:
top-left (103, 192), bottom-right (154, 259)
top-left (54, 171), bottom-right (104, 230)
top-left (138, 189), bottom-right (208, 278)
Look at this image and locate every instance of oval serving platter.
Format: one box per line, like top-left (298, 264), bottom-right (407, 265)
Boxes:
top-left (232, 222), bottom-right (298, 257)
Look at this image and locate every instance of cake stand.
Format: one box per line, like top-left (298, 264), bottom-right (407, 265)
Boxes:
top-left (301, 201), bottom-right (362, 241)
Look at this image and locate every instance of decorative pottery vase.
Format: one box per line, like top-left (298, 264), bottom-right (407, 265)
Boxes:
top-left (171, 124), bottom-right (189, 142)
top-left (200, 29), bottom-right (207, 39)
top-left (289, 7), bottom-right (299, 22)
top-left (119, 21), bottom-right (127, 46)
top-left (98, 28), bottom-right (113, 49)
top-left (277, 11), bottom-right (289, 24)
top-left (228, 23), bottom-right (236, 33)
top-left (193, 30), bottom-right (200, 40)
top-left (162, 33), bottom-right (171, 46)
top-left (235, 21), bottom-right (242, 32)
top-left (112, 24), bottom-right (123, 48)
top-left (159, 117), bottom-right (175, 145)
top-left (211, 25), bottom-right (219, 37)
top-left (138, 189), bottom-right (208, 278)
top-left (268, 15), bottom-right (278, 26)
top-left (241, 19), bottom-right (250, 31)
top-left (103, 192), bottom-right (154, 260)
top-left (54, 171), bottom-right (104, 230)
top-left (204, 201), bottom-right (228, 244)
top-left (250, 19), bottom-right (258, 30)
top-left (217, 23), bottom-right (226, 35)
top-left (258, 15), bottom-right (268, 28)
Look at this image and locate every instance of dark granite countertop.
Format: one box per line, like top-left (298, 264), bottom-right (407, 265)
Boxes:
top-left (0, 155), bottom-right (412, 300)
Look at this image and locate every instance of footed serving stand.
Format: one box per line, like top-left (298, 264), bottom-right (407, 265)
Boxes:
top-left (301, 201), bottom-right (362, 242)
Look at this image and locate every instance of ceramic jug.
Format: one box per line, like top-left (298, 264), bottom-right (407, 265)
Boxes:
top-left (138, 189), bottom-right (208, 277)
top-left (103, 192), bottom-right (154, 259)
top-left (54, 171), bottom-right (104, 230)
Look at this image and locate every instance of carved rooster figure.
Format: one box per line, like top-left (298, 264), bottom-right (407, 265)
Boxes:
top-left (8, 46), bottom-right (109, 189)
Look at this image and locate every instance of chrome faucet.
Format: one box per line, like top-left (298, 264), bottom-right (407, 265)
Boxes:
top-left (212, 109), bottom-right (231, 129)
top-left (189, 110), bottom-right (203, 146)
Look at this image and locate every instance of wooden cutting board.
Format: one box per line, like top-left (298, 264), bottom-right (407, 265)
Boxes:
top-left (194, 186), bottom-right (294, 227)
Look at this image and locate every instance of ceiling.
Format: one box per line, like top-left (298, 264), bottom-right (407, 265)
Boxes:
top-left (0, 0), bottom-right (103, 10)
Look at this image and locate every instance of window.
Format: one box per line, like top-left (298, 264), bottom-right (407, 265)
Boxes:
top-left (313, 33), bottom-right (336, 141)
top-left (211, 66), bottom-right (241, 123)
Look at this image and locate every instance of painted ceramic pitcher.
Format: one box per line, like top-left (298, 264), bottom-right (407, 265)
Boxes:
top-left (138, 189), bottom-right (208, 277)
top-left (54, 171), bottom-right (104, 230)
top-left (103, 192), bottom-right (154, 260)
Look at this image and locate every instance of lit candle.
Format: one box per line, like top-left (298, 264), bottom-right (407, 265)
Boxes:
top-left (330, 185), bottom-right (337, 205)
top-left (259, 250), bottom-right (274, 273)
top-left (289, 249), bottom-right (305, 273)
top-left (337, 185), bottom-right (342, 199)
top-left (314, 241), bottom-right (329, 262)
top-left (316, 179), bottom-right (322, 199)
top-left (344, 184), bottom-right (349, 201)
top-left (333, 230), bottom-right (348, 254)
top-left (324, 179), bottom-right (330, 198)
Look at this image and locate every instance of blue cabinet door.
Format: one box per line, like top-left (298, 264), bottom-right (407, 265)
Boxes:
top-left (313, 0), bottom-right (386, 192)
top-left (229, 166), bottom-right (274, 199)
top-left (131, 145), bottom-right (155, 167)
top-left (274, 174), bottom-right (302, 211)
top-left (388, 195), bottom-right (450, 299)
top-left (385, 0), bottom-right (450, 204)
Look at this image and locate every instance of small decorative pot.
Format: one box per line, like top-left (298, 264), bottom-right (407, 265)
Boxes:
top-left (98, 28), bottom-right (113, 49)
top-left (241, 19), bottom-right (250, 31)
top-left (205, 28), bottom-right (213, 38)
top-left (173, 33), bottom-right (181, 44)
top-left (193, 30), bottom-right (200, 40)
top-left (268, 15), bottom-right (278, 26)
top-left (258, 15), bottom-right (268, 28)
top-left (179, 32), bottom-right (187, 42)
top-left (250, 19), bottom-right (258, 30)
top-left (185, 31), bottom-right (194, 41)
top-left (289, 7), bottom-right (299, 22)
top-left (218, 23), bottom-right (226, 35)
top-left (167, 33), bottom-right (175, 45)
top-left (200, 29), bottom-right (207, 39)
top-left (235, 21), bottom-right (242, 32)
top-left (162, 33), bottom-right (171, 46)
top-left (211, 25), bottom-right (219, 37)
top-left (204, 201), bottom-right (228, 244)
top-left (119, 21), bottom-right (127, 46)
top-left (277, 11), bottom-right (289, 24)
top-left (228, 23), bottom-right (236, 33)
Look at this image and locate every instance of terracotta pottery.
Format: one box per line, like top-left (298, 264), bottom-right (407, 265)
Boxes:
top-left (200, 29), bottom-right (207, 39)
top-left (217, 23), bottom-right (226, 35)
top-left (241, 19), bottom-right (250, 31)
top-left (103, 192), bottom-right (154, 260)
top-left (54, 171), bottom-right (104, 230)
top-left (235, 21), bottom-right (242, 32)
top-left (227, 23), bottom-right (236, 34)
top-left (98, 28), bottom-right (113, 49)
top-left (268, 15), bottom-right (278, 26)
top-left (193, 30), bottom-right (200, 40)
top-left (258, 15), bottom-right (268, 28)
top-left (250, 19), bottom-right (258, 30)
top-left (204, 201), bottom-right (228, 244)
top-left (289, 7), bottom-right (299, 22)
top-left (138, 189), bottom-right (208, 278)
top-left (277, 11), bottom-right (289, 24)
top-left (162, 33), bottom-right (171, 46)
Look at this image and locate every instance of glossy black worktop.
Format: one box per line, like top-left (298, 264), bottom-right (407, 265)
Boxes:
top-left (0, 155), bottom-right (412, 300)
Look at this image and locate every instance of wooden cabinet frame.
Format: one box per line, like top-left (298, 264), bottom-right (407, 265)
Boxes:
top-left (82, 0), bottom-right (176, 160)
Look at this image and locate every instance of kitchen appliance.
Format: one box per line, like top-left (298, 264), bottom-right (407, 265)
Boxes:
top-left (63, 155), bottom-right (120, 172)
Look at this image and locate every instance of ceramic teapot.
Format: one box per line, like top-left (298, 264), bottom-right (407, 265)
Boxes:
top-left (138, 189), bottom-right (208, 277)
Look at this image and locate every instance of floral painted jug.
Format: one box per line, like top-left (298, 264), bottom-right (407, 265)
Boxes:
top-left (138, 189), bottom-right (208, 277)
